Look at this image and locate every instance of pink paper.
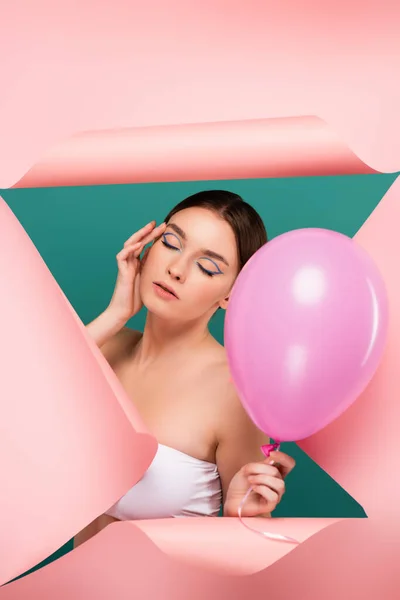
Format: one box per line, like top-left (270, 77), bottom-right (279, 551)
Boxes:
top-left (1, 0), bottom-right (400, 188)
top-left (9, 117), bottom-right (376, 188)
top-left (0, 198), bottom-right (157, 586)
top-left (0, 517), bottom-right (397, 599)
top-left (1, 174), bottom-right (399, 599)
top-left (2, 1), bottom-right (400, 597)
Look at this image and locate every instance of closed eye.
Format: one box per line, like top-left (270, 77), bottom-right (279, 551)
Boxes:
top-left (197, 260), bottom-right (223, 277)
top-left (162, 233), bottom-right (223, 276)
top-left (161, 233), bottom-right (181, 251)
top-left (197, 264), bottom-right (217, 277)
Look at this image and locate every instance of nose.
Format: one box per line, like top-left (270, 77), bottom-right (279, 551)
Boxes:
top-left (167, 259), bottom-right (186, 283)
top-left (168, 266), bottom-right (184, 282)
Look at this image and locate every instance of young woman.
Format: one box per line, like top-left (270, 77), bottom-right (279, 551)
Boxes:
top-left (74, 190), bottom-right (296, 547)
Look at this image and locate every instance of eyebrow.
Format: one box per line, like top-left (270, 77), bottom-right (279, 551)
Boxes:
top-left (167, 222), bottom-right (230, 267)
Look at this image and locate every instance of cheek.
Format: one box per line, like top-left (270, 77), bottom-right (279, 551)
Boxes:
top-left (190, 275), bottom-right (232, 306)
top-left (141, 244), bottom-right (162, 276)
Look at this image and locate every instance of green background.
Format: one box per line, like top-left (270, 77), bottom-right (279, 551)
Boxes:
top-left (1, 171), bottom-right (397, 577)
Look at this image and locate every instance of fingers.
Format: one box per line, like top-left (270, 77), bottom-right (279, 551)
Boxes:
top-left (268, 451), bottom-right (296, 478)
top-left (116, 221), bottom-right (167, 267)
top-left (243, 462), bottom-right (282, 480)
top-left (248, 474), bottom-right (285, 501)
top-left (116, 242), bottom-right (142, 264)
top-left (123, 220), bottom-right (156, 246)
top-left (250, 484), bottom-right (279, 510)
top-left (123, 221), bottom-right (166, 248)
top-left (245, 461), bottom-right (286, 510)
top-left (237, 454), bottom-right (295, 515)
top-left (135, 221), bottom-right (166, 251)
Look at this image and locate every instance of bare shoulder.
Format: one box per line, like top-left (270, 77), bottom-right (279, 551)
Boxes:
top-left (100, 327), bottom-right (142, 369)
top-left (200, 339), bottom-right (243, 410)
top-left (204, 340), bottom-right (265, 441)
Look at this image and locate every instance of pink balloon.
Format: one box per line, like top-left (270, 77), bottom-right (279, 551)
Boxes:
top-left (225, 228), bottom-right (389, 442)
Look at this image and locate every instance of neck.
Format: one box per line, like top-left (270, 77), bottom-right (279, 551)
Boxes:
top-left (135, 311), bottom-right (212, 366)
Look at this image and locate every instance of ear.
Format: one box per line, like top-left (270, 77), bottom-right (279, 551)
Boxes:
top-left (218, 294), bottom-right (230, 311)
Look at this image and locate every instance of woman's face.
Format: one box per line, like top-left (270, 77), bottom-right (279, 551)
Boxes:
top-left (139, 207), bottom-right (240, 322)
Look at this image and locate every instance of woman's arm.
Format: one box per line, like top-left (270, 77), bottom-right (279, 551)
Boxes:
top-left (215, 387), bottom-right (295, 517)
top-left (86, 220), bottom-right (166, 349)
top-left (86, 307), bottom-right (128, 348)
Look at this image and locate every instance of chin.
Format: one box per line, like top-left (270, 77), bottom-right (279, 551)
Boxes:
top-left (140, 287), bottom-right (180, 319)
top-left (142, 298), bottom-right (170, 318)
top-left (144, 302), bottom-right (188, 323)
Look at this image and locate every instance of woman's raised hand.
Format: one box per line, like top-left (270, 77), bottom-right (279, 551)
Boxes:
top-left (108, 220), bottom-right (167, 322)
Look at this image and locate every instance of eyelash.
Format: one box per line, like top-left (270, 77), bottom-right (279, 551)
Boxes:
top-left (198, 263), bottom-right (215, 277)
top-left (161, 239), bottom-right (180, 252)
top-left (161, 238), bottom-right (218, 277)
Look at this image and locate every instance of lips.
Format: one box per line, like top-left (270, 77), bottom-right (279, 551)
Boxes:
top-left (153, 281), bottom-right (179, 299)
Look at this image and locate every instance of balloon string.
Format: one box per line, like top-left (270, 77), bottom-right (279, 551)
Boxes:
top-left (237, 441), bottom-right (300, 545)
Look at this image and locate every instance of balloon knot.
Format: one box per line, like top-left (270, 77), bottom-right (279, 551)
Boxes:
top-left (261, 441), bottom-right (281, 457)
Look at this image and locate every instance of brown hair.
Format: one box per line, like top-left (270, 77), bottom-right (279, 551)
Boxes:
top-left (164, 190), bottom-right (267, 271)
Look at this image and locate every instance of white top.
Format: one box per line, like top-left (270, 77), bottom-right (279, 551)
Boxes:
top-left (106, 443), bottom-right (222, 520)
